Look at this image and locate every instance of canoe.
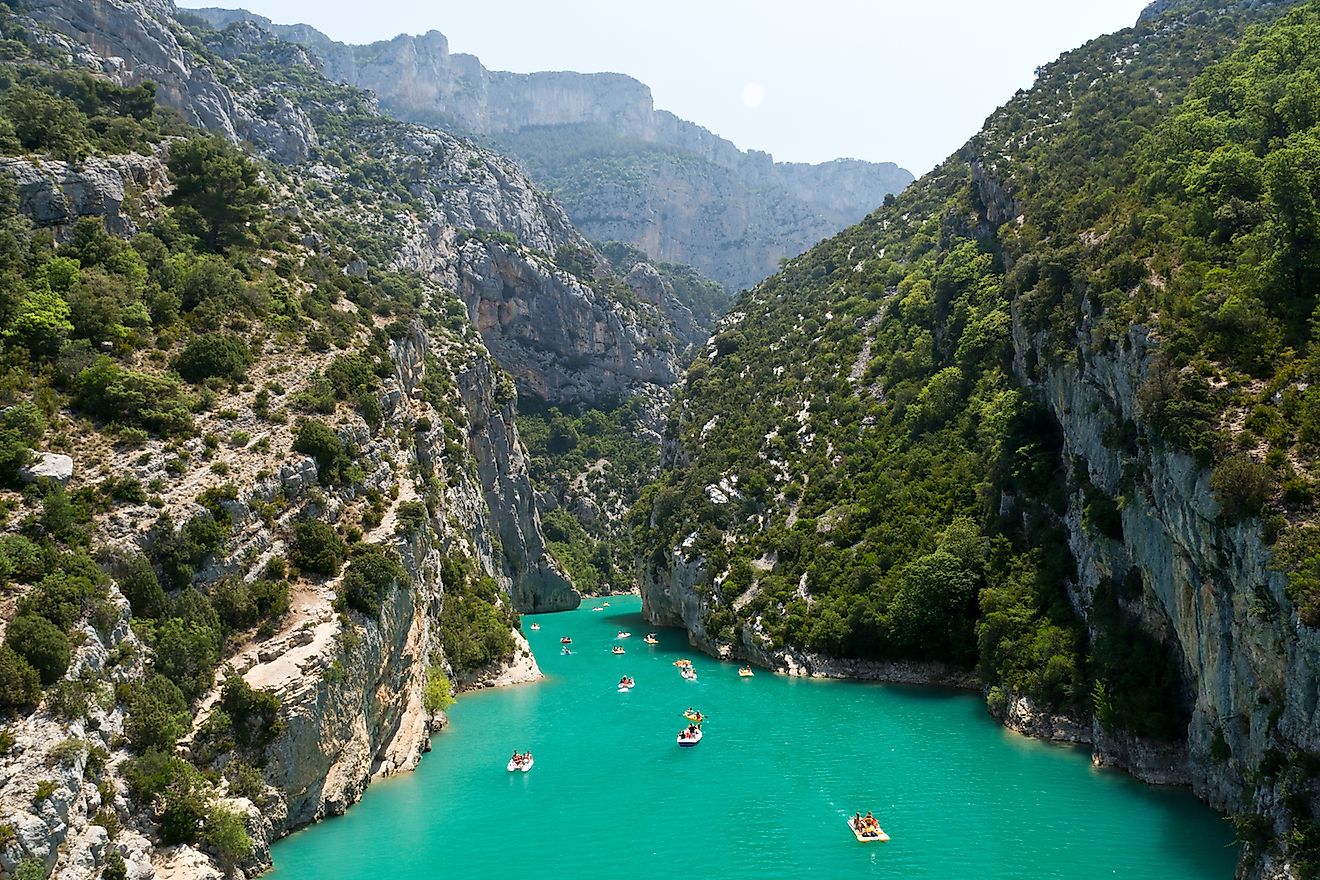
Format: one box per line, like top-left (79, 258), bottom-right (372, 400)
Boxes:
top-left (847, 818), bottom-right (889, 842)
top-left (677, 728), bottom-right (703, 747)
top-left (507, 756), bottom-right (534, 773)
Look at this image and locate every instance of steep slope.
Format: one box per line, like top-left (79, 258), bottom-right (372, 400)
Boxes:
top-left (0, 0), bottom-right (714, 875)
top-left (632, 2), bottom-right (1320, 877)
top-left (181, 7), bottom-right (915, 292)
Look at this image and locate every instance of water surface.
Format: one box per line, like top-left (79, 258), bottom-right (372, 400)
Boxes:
top-left (268, 596), bottom-right (1238, 879)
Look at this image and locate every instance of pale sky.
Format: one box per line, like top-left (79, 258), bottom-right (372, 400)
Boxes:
top-left (206, 1), bottom-right (1154, 175)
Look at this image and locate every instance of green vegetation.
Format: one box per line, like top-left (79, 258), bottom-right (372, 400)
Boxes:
top-left (338, 542), bottom-right (408, 618)
top-left (517, 397), bottom-right (658, 593)
top-left (289, 520), bottom-right (347, 576)
top-left (438, 552), bottom-right (518, 674)
top-left (634, 0), bottom-right (1319, 742)
top-left (423, 664), bottom-right (455, 714)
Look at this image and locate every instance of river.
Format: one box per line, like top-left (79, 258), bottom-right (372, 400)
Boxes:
top-left (267, 596), bottom-right (1239, 879)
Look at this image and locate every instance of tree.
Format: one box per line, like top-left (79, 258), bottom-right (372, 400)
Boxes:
top-left (289, 520), bottom-right (346, 576)
top-left (124, 673), bottom-right (191, 753)
top-left (1, 83), bottom-right (90, 160)
top-left (165, 136), bottom-right (269, 253)
top-left (292, 420), bottom-right (347, 484)
top-left (173, 333), bottom-right (252, 383)
top-left (4, 614), bottom-right (71, 686)
top-left (0, 645), bottom-right (42, 710)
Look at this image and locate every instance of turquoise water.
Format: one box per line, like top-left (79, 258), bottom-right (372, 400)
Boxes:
top-left (268, 597), bottom-right (1239, 879)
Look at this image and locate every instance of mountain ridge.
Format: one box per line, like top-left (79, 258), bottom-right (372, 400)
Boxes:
top-left (182, 6), bottom-right (914, 291)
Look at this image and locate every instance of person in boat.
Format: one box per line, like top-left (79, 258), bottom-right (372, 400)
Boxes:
top-left (512, 750), bottom-right (520, 763)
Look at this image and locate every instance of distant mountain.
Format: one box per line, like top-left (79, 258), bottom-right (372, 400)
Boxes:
top-left (183, 7), bottom-right (914, 290)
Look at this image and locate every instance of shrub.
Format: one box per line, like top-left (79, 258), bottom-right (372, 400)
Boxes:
top-left (152, 511), bottom-right (229, 590)
top-left (1211, 455), bottom-right (1276, 523)
top-left (338, 544), bottom-right (406, 617)
top-left (203, 805), bottom-right (253, 868)
top-left (0, 645), bottom-right (42, 710)
top-left (73, 357), bottom-right (194, 436)
top-left (423, 664), bottom-right (454, 714)
top-left (173, 334), bottom-right (252, 383)
top-left (292, 420), bottom-right (347, 483)
top-left (124, 674), bottom-right (191, 753)
top-left (218, 673), bottom-right (284, 747)
top-left (289, 520), bottom-right (346, 576)
top-left (104, 550), bottom-right (169, 620)
top-left (5, 614), bottom-right (71, 686)
top-left (150, 592), bottom-right (222, 701)
top-left (0, 403), bottom-right (45, 488)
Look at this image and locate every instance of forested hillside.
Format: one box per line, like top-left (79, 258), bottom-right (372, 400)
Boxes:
top-left (634, 2), bottom-right (1320, 875)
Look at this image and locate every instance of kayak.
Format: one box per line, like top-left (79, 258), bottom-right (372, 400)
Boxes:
top-left (677, 728), bottom-right (703, 747)
top-left (847, 818), bottom-right (889, 842)
top-left (507, 756), bottom-right (534, 773)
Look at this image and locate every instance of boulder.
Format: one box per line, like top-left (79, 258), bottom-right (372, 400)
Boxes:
top-left (18, 452), bottom-right (74, 484)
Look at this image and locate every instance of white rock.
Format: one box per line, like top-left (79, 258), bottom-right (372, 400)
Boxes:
top-left (18, 452), bottom-right (74, 483)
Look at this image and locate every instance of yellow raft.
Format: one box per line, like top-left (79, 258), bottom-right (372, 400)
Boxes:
top-left (848, 818), bottom-right (889, 843)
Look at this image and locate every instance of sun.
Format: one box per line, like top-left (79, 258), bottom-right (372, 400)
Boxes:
top-left (741, 82), bottom-right (766, 109)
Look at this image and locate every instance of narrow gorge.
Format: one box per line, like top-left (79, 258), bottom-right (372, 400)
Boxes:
top-left (0, 1), bottom-right (1317, 879)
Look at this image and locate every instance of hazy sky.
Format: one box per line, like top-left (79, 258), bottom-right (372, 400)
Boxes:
top-left (210, 1), bottom-right (1154, 175)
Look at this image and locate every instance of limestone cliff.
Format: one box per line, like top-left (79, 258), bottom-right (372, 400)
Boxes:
top-left (182, 7), bottom-right (915, 291)
top-left (24, 0), bottom-right (694, 412)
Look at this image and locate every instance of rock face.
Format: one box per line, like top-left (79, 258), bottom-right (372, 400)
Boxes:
top-left (28, 0), bottom-right (318, 161)
top-left (0, 151), bottom-right (170, 237)
top-left (1017, 317), bottom-right (1320, 806)
top-left (183, 7), bottom-right (914, 291)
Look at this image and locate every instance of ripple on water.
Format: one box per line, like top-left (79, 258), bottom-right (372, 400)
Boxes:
top-left (268, 597), bottom-right (1239, 880)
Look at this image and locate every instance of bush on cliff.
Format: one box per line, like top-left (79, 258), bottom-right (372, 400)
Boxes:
top-left (289, 520), bottom-right (346, 577)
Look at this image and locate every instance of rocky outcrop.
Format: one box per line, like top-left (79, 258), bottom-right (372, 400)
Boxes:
top-left (452, 239), bottom-right (678, 405)
top-left (0, 150), bottom-right (170, 237)
top-left (639, 545), bottom-right (976, 688)
top-left (27, 0), bottom-right (317, 161)
top-left (1014, 308), bottom-right (1320, 813)
top-left (183, 7), bottom-right (914, 291)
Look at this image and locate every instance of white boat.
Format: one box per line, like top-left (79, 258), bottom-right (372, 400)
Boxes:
top-left (677, 727), bottom-right (703, 747)
top-left (644, 634), bottom-right (659, 644)
top-left (592, 606), bottom-right (604, 612)
top-left (612, 645), bottom-right (626, 655)
top-left (507, 755), bottom-right (534, 773)
top-left (618, 677), bottom-right (635, 692)
top-left (681, 667), bottom-right (697, 681)
top-left (530, 623), bottom-right (540, 630)
top-left (739, 666), bottom-right (754, 677)
top-left (616, 631), bottom-right (631, 639)
top-left (848, 816), bottom-right (888, 842)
